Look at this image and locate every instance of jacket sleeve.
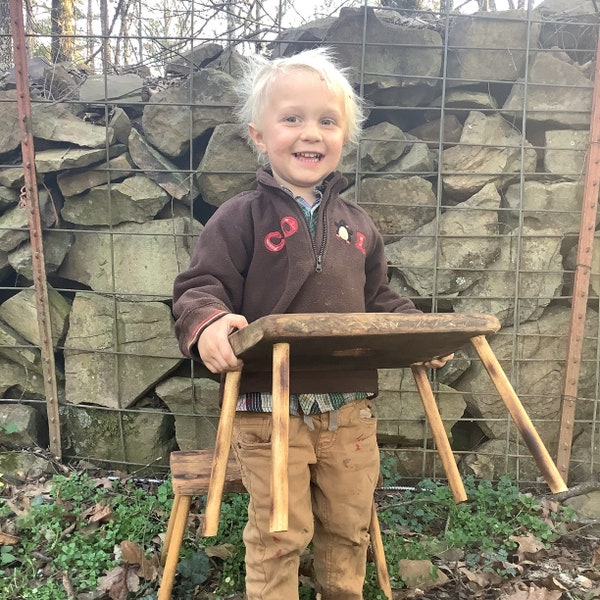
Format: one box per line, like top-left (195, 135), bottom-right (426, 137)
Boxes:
top-left (172, 199), bottom-right (254, 360)
top-left (364, 223), bottom-right (421, 315)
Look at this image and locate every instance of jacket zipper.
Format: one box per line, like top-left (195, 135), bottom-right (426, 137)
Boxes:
top-left (314, 209), bottom-right (327, 273)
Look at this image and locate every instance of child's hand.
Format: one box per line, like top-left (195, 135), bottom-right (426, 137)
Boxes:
top-left (412, 353), bottom-right (454, 369)
top-left (197, 314), bottom-right (248, 373)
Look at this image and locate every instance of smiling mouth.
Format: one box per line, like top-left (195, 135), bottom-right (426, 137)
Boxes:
top-left (294, 152), bottom-right (323, 162)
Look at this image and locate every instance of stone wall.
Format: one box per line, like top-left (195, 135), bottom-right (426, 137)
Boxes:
top-left (0, 0), bottom-right (598, 484)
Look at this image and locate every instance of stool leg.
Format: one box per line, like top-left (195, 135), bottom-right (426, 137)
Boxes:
top-left (369, 500), bottom-right (392, 600)
top-left (158, 494), bottom-right (192, 600)
top-left (160, 494), bottom-right (181, 566)
top-left (270, 342), bottom-right (290, 533)
top-left (203, 369), bottom-right (242, 536)
top-left (411, 365), bottom-right (467, 503)
top-left (469, 335), bottom-right (568, 493)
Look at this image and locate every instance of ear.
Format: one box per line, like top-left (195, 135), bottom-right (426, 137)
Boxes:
top-left (248, 123), bottom-right (267, 154)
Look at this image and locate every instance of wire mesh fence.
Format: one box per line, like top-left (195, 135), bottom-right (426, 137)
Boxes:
top-left (0, 0), bottom-right (598, 489)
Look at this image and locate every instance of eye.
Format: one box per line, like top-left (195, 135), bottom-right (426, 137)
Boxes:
top-left (321, 118), bottom-right (336, 126)
top-left (284, 115), bottom-right (299, 123)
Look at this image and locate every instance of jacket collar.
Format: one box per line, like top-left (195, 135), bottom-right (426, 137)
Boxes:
top-left (255, 168), bottom-right (348, 204)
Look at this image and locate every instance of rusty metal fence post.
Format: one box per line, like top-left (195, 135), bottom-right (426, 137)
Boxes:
top-left (8, 0), bottom-right (62, 458)
top-left (557, 32), bottom-right (600, 482)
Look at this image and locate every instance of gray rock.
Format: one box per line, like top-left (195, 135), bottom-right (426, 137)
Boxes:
top-left (503, 52), bottom-right (593, 128)
top-left (32, 102), bottom-right (117, 147)
top-left (460, 439), bottom-right (540, 483)
top-left (166, 42), bottom-right (224, 76)
top-left (385, 182), bottom-right (501, 296)
top-left (586, 233), bottom-right (600, 298)
top-left (442, 111), bottom-right (537, 198)
top-left (454, 227), bottom-right (564, 326)
top-left (564, 491), bottom-right (600, 526)
top-left (196, 124), bottom-right (258, 207)
top-left (0, 403), bottom-right (43, 447)
top-left (63, 293), bottom-right (182, 408)
top-left (57, 217), bottom-right (193, 301)
top-left (61, 174), bottom-right (169, 226)
top-left (78, 73), bottom-right (145, 106)
top-left (0, 450), bottom-right (55, 480)
top-left (344, 176), bottom-right (437, 243)
top-left (344, 122), bottom-right (411, 175)
top-left (57, 152), bottom-right (135, 197)
top-left (0, 185), bottom-right (18, 211)
top-left (0, 358), bottom-right (45, 397)
top-left (8, 230), bottom-right (75, 279)
top-left (0, 190), bottom-right (54, 253)
top-left (374, 368), bottom-right (466, 446)
top-left (156, 376), bottom-right (221, 450)
top-left (60, 403), bottom-right (174, 471)
top-left (0, 90), bottom-right (22, 155)
top-left (456, 305), bottom-right (599, 444)
top-left (141, 68), bottom-right (237, 158)
top-left (409, 115), bottom-right (463, 149)
top-left (0, 320), bottom-right (43, 374)
top-left (35, 144), bottom-right (124, 174)
top-left (568, 428), bottom-right (600, 484)
top-left (325, 7), bottom-right (442, 107)
top-left (446, 10), bottom-right (541, 85)
top-left (544, 129), bottom-right (589, 179)
top-left (0, 285), bottom-right (70, 346)
top-left (109, 107), bottom-right (132, 145)
top-left (128, 128), bottom-right (199, 202)
top-left (504, 180), bottom-right (587, 233)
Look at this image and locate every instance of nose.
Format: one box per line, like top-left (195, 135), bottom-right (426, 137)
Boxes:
top-left (300, 121), bottom-right (322, 141)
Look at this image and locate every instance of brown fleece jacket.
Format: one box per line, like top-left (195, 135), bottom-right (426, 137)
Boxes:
top-left (172, 168), bottom-right (420, 396)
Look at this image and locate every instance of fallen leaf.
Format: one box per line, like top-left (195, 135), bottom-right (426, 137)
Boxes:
top-left (459, 566), bottom-right (503, 588)
top-left (0, 531), bottom-right (19, 545)
top-left (88, 503), bottom-right (114, 524)
top-left (98, 564), bottom-right (139, 600)
top-left (120, 540), bottom-right (160, 581)
top-left (97, 566), bottom-right (127, 593)
top-left (398, 559), bottom-right (449, 590)
top-left (510, 534), bottom-right (547, 561)
top-left (205, 543), bottom-right (235, 560)
top-left (498, 582), bottom-right (562, 599)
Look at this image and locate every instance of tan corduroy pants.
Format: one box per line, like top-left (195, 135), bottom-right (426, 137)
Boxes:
top-left (231, 399), bottom-right (380, 600)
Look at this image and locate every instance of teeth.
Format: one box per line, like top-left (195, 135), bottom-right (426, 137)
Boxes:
top-left (296, 152), bottom-right (320, 158)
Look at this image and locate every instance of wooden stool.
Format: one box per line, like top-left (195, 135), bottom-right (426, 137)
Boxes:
top-left (158, 450), bottom-right (393, 600)
top-left (159, 312), bottom-right (568, 599)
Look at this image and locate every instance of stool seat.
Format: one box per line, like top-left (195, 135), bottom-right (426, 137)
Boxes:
top-left (228, 312), bottom-right (500, 370)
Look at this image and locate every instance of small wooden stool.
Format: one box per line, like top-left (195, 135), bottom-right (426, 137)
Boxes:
top-left (158, 449), bottom-right (393, 600)
top-left (159, 313), bottom-right (568, 599)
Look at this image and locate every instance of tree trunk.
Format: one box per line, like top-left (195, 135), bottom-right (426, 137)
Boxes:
top-left (86, 0), bottom-right (94, 63)
top-left (0, 0), bottom-right (12, 74)
top-left (51, 0), bottom-right (75, 63)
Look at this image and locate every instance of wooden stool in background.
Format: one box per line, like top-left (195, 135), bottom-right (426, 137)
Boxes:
top-left (157, 449), bottom-right (392, 600)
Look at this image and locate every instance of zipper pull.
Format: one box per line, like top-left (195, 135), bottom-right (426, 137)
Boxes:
top-left (315, 254), bottom-right (323, 272)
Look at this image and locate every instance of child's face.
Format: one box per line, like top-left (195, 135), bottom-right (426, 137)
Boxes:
top-left (248, 69), bottom-right (347, 202)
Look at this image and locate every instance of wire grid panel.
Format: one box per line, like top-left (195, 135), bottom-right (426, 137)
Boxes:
top-left (0, 0), bottom-right (598, 485)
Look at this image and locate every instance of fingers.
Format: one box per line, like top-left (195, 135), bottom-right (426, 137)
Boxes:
top-left (197, 314), bottom-right (248, 373)
top-left (412, 353), bottom-right (454, 369)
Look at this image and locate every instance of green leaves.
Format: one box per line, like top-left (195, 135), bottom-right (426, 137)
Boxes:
top-left (373, 474), bottom-right (576, 588)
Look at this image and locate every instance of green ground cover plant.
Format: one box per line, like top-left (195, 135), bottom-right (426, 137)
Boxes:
top-left (0, 460), bottom-right (577, 600)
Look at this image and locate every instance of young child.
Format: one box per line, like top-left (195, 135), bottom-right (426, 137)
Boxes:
top-left (172, 47), bottom-right (451, 600)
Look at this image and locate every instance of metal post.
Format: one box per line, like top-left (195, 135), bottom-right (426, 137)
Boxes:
top-left (8, 0), bottom-right (62, 458)
top-left (557, 33), bottom-right (600, 481)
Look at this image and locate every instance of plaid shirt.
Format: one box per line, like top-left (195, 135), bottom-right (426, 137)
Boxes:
top-left (236, 187), bottom-right (367, 415)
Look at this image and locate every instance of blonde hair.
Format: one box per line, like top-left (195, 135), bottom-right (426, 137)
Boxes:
top-left (236, 47), bottom-right (365, 153)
